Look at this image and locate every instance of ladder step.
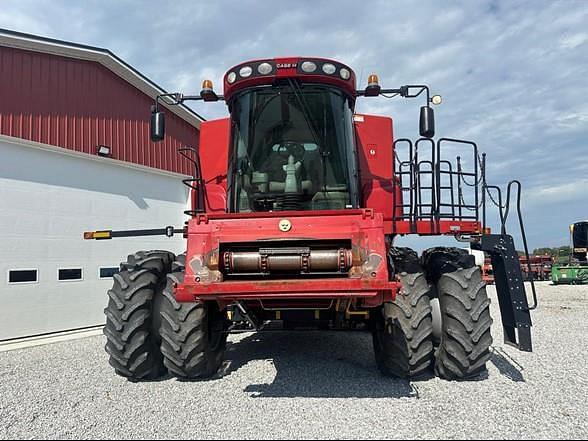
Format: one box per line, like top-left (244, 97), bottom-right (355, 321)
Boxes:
top-left (473, 234), bottom-right (533, 352)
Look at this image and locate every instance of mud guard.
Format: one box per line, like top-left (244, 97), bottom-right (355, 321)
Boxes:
top-left (472, 234), bottom-right (533, 352)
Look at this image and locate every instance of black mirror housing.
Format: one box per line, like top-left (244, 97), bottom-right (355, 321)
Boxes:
top-left (150, 110), bottom-right (165, 142)
top-left (419, 106), bottom-right (435, 138)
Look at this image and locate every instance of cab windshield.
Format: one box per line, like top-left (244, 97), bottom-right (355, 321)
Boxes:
top-left (228, 83), bottom-right (358, 212)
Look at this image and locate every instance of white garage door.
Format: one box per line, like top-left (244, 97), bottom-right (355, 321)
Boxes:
top-left (0, 136), bottom-right (190, 340)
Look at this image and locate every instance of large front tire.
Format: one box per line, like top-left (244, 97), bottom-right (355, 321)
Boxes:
top-left (373, 247), bottom-right (434, 379)
top-left (103, 250), bottom-right (174, 380)
top-left (159, 256), bottom-right (228, 379)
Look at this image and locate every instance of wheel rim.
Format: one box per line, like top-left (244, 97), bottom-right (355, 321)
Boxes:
top-left (430, 298), bottom-right (442, 342)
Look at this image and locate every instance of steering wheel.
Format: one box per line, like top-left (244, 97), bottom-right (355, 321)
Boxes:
top-left (276, 141), bottom-right (305, 160)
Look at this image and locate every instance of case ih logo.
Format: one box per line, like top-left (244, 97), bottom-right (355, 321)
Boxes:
top-left (277, 63), bottom-right (297, 69)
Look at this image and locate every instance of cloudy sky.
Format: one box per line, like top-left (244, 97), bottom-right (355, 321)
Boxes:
top-left (1, 0), bottom-right (586, 251)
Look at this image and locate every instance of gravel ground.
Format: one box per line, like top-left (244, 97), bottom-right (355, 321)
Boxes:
top-left (1, 282), bottom-right (587, 439)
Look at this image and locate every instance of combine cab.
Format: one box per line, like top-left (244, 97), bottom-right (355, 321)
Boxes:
top-left (86, 58), bottom-right (537, 381)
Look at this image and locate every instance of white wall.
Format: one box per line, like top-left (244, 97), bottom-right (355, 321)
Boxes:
top-left (0, 137), bottom-right (190, 340)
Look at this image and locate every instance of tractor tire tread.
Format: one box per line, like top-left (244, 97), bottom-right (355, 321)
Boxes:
top-left (435, 262), bottom-right (493, 380)
top-left (374, 248), bottom-right (434, 379)
top-left (422, 247), bottom-right (493, 380)
top-left (103, 250), bottom-right (173, 380)
top-left (159, 256), bottom-right (226, 379)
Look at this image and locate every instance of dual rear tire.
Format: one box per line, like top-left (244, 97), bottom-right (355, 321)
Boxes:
top-left (373, 247), bottom-right (493, 380)
top-left (104, 252), bottom-right (226, 381)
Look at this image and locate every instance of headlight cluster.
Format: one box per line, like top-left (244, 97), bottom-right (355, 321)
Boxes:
top-left (227, 62), bottom-right (275, 84)
top-left (298, 59), bottom-right (352, 80)
top-left (226, 59), bottom-right (353, 85)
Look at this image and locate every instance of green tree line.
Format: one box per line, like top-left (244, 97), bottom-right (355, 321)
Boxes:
top-left (531, 246), bottom-right (571, 262)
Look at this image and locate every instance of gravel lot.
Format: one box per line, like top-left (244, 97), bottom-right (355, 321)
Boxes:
top-left (1, 282), bottom-right (587, 439)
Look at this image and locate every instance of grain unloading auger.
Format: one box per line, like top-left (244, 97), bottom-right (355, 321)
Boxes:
top-left (85, 58), bottom-right (537, 381)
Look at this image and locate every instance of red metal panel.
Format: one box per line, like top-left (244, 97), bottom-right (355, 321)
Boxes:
top-left (354, 114), bottom-right (401, 233)
top-left (0, 46), bottom-right (198, 175)
top-left (199, 117), bottom-right (230, 213)
top-left (392, 220), bottom-right (483, 235)
top-left (175, 209), bottom-right (397, 304)
top-left (176, 279), bottom-right (397, 299)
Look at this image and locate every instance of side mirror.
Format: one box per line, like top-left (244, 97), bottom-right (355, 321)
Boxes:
top-left (150, 109), bottom-right (165, 142)
top-left (419, 106), bottom-right (435, 138)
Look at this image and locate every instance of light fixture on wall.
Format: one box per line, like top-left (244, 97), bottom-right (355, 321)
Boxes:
top-left (96, 145), bottom-right (112, 157)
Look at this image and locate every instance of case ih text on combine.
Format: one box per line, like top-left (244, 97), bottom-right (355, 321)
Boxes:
top-left (86, 57), bottom-right (538, 381)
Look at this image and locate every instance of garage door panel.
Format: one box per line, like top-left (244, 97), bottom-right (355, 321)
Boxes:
top-left (1, 139), bottom-right (191, 340)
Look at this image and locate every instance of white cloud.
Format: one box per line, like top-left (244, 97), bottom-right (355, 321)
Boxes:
top-left (559, 32), bottom-right (588, 49)
top-left (526, 179), bottom-right (588, 206)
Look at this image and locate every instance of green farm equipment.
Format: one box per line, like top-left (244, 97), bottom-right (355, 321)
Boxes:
top-left (552, 221), bottom-right (588, 285)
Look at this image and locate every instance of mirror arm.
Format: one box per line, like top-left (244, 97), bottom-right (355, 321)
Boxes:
top-left (378, 88), bottom-right (402, 94)
top-left (399, 85), bottom-right (430, 104)
top-left (183, 94), bottom-right (225, 102)
top-left (180, 95), bottom-right (204, 102)
top-left (357, 85), bottom-right (431, 106)
top-left (356, 84), bottom-right (436, 138)
top-left (155, 92), bottom-right (184, 108)
top-left (154, 92), bottom-right (225, 108)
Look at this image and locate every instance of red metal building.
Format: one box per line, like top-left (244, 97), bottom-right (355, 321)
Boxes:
top-left (0, 28), bottom-right (201, 174)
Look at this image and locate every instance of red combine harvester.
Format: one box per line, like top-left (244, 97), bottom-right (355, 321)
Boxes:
top-left (85, 57), bottom-right (537, 381)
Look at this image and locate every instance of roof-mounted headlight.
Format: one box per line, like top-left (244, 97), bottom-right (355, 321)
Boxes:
top-left (257, 62), bottom-right (273, 75)
top-left (239, 66), bottom-right (253, 78)
top-left (301, 61), bottom-right (317, 73)
top-left (340, 68), bottom-right (351, 80)
top-left (227, 71), bottom-right (237, 84)
top-left (322, 63), bottom-right (336, 75)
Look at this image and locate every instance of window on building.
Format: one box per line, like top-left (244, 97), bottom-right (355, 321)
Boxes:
top-left (99, 267), bottom-right (119, 279)
top-left (8, 269), bottom-right (38, 284)
top-left (58, 268), bottom-right (83, 281)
